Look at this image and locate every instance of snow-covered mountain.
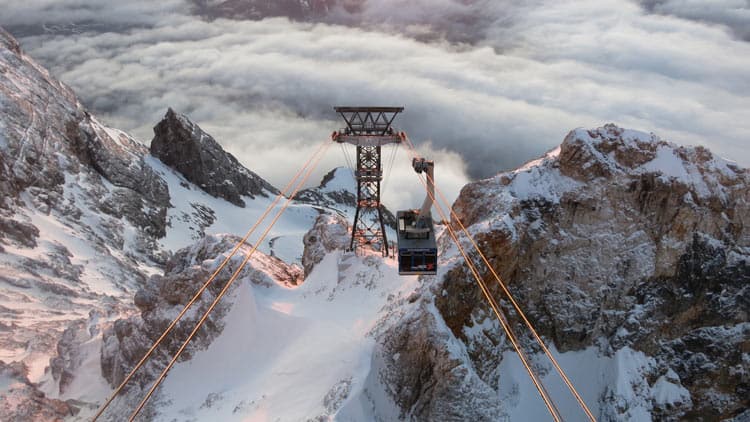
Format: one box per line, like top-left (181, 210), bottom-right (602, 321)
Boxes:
top-left (0, 27), bottom-right (171, 419)
top-left (1, 24), bottom-right (748, 422)
top-left (0, 26), bottom-right (351, 420)
top-left (438, 125), bottom-right (750, 420)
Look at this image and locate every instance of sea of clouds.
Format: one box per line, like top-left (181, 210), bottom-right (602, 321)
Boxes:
top-left (2, 0), bottom-right (748, 210)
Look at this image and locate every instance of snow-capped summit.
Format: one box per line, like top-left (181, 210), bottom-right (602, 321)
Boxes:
top-left (454, 124), bottom-right (747, 230)
top-left (558, 124), bottom-right (743, 194)
top-left (294, 167), bottom-right (356, 210)
top-left (295, 166), bottom-right (397, 230)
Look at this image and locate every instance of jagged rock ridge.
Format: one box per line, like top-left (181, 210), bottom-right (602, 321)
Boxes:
top-left (151, 108), bottom-right (278, 207)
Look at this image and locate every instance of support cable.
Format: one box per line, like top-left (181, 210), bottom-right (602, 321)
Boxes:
top-left (339, 142), bottom-right (356, 185)
top-left (92, 139), bottom-right (330, 421)
top-left (403, 136), bottom-right (595, 422)
top-left (409, 166), bottom-right (562, 422)
top-left (128, 142), bottom-right (331, 421)
top-left (381, 142), bottom-right (399, 197)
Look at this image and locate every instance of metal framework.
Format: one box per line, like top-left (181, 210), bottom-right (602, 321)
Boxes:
top-left (332, 106), bottom-right (404, 255)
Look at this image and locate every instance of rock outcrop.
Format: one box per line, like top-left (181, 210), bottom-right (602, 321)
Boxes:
top-left (379, 124), bottom-right (749, 420)
top-left (372, 302), bottom-right (504, 421)
top-left (151, 108), bottom-right (278, 207)
top-left (0, 28), bottom-right (172, 420)
top-left (294, 166), bottom-right (397, 229)
top-left (295, 167), bottom-right (357, 210)
top-left (302, 213), bottom-right (350, 276)
top-left (99, 234), bottom-right (301, 416)
top-left (0, 361), bottom-right (74, 421)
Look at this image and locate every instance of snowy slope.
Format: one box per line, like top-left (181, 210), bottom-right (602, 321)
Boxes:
top-left (0, 26), bottom-right (365, 420)
top-left (145, 155), bottom-right (319, 265)
top-left (80, 215), bottom-right (690, 422)
top-left (153, 251), bottom-right (419, 420)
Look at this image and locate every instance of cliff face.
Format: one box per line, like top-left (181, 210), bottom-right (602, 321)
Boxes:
top-left (0, 27), bottom-right (303, 420)
top-left (0, 28), bottom-right (172, 416)
top-left (150, 108), bottom-right (278, 207)
top-left (376, 124), bottom-right (749, 420)
top-left (96, 234), bottom-right (302, 417)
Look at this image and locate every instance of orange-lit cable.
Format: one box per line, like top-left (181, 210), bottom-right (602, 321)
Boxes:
top-left (128, 141), bottom-right (331, 421)
top-left (411, 168), bottom-right (562, 422)
top-left (92, 139), bottom-right (329, 421)
top-left (404, 135), bottom-right (595, 421)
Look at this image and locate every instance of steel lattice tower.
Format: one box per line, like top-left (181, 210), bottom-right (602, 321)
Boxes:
top-left (332, 107), bottom-right (404, 256)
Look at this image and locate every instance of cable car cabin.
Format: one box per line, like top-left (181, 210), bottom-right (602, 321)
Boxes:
top-left (397, 210), bottom-right (437, 275)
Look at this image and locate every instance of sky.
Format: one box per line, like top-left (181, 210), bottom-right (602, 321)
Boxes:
top-left (1, 0), bottom-right (749, 211)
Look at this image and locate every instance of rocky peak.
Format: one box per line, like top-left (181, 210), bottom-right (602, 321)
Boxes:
top-left (150, 108), bottom-right (278, 207)
top-left (442, 124), bottom-right (750, 418)
top-left (295, 167), bottom-right (397, 229)
top-left (294, 167), bottom-right (357, 209)
top-left (301, 213), bottom-right (349, 276)
top-left (559, 123), bottom-right (745, 189)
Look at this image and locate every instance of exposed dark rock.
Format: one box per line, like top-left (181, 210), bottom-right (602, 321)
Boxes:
top-left (0, 360), bottom-right (75, 421)
top-left (66, 118), bottom-right (170, 237)
top-left (373, 303), bottom-right (503, 421)
top-left (302, 213), bottom-right (349, 276)
top-left (100, 234), bottom-right (301, 409)
top-left (151, 108), bottom-right (278, 207)
top-left (49, 320), bottom-right (88, 395)
top-left (0, 217), bottom-right (40, 248)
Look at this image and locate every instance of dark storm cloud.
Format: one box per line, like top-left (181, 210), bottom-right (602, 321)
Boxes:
top-left (639, 0), bottom-right (750, 41)
top-left (2, 0), bottom-right (749, 210)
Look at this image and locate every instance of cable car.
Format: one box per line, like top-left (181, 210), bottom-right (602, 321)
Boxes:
top-left (397, 158), bottom-right (438, 276)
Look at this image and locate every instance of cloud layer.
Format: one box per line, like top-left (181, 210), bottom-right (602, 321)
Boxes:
top-left (639, 0), bottom-right (750, 41)
top-left (2, 0), bottom-right (749, 211)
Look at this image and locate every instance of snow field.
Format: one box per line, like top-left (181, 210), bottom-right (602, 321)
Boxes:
top-left (155, 251), bottom-right (420, 420)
